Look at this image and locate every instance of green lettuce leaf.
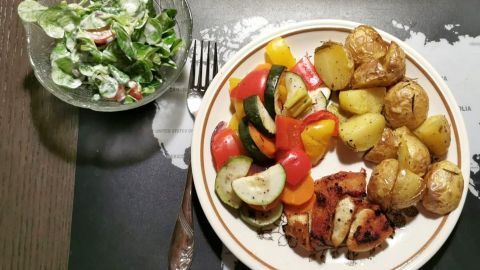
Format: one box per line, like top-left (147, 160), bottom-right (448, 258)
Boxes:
top-left (18, 0), bottom-right (48, 22)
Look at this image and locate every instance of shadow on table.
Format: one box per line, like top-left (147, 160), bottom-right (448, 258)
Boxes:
top-left (23, 71), bottom-right (160, 168)
top-left (75, 101), bottom-right (161, 168)
top-left (23, 71), bottom-right (78, 162)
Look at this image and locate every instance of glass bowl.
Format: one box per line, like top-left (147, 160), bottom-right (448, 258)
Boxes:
top-left (23, 0), bottom-right (192, 112)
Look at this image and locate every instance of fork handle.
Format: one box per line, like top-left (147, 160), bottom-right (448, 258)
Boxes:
top-left (168, 164), bottom-right (194, 270)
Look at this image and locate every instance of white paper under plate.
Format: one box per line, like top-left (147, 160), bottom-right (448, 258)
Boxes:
top-left (191, 20), bottom-right (470, 270)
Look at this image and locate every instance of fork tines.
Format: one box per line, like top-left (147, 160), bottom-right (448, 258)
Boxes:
top-left (188, 40), bottom-right (219, 93)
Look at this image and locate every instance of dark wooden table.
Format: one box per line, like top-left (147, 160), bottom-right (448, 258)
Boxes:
top-left (2, 0), bottom-right (480, 269)
top-left (0, 1), bottom-right (78, 269)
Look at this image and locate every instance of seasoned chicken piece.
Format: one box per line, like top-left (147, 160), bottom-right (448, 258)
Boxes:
top-left (285, 169), bottom-right (392, 254)
top-left (284, 213), bottom-right (313, 252)
top-left (315, 170), bottom-right (367, 197)
top-left (331, 196), bottom-right (356, 247)
top-left (311, 170), bottom-right (366, 247)
top-left (347, 203), bottom-right (393, 252)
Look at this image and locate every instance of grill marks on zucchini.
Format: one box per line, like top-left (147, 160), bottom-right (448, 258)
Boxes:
top-left (283, 72), bottom-right (313, 117)
top-left (308, 87), bottom-right (329, 113)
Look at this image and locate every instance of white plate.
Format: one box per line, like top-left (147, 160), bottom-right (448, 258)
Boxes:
top-left (191, 20), bottom-right (470, 270)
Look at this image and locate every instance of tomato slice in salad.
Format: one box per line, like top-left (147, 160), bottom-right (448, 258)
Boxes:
top-left (277, 148), bottom-right (312, 186)
top-left (211, 123), bottom-right (244, 171)
top-left (86, 28), bottom-right (115, 45)
top-left (114, 84), bottom-right (126, 102)
top-left (230, 63), bottom-right (271, 102)
top-left (128, 83), bottom-right (143, 101)
top-left (303, 110), bottom-right (339, 136)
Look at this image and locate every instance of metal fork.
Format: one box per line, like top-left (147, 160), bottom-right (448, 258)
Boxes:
top-left (168, 40), bottom-right (218, 270)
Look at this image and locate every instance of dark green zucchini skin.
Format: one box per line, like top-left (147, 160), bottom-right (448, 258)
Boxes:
top-left (239, 203), bottom-right (283, 228)
top-left (264, 65), bottom-right (285, 118)
top-left (238, 118), bottom-right (272, 163)
top-left (243, 95), bottom-right (275, 137)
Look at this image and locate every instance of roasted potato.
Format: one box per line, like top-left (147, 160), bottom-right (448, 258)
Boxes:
top-left (340, 113), bottom-right (386, 152)
top-left (350, 60), bottom-right (387, 89)
top-left (422, 161), bottom-right (464, 215)
top-left (345, 25), bottom-right (388, 66)
top-left (393, 125), bottom-right (413, 139)
top-left (314, 41), bottom-right (354, 90)
top-left (368, 159), bottom-right (399, 209)
top-left (351, 41), bottom-right (406, 89)
top-left (397, 131), bottom-right (431, 176)
top-left (364, 127), bottom-right (399, 163)
top-left (391, 168), bottom-right (426, 209)
top-left (413, 115), bottom-right (451, 156)
top-left (382, 42), bottom-right (406, 85)
top-left (339, 87), bottom-right (386, 114)
top-left (384, 81), bottom-right (429, 130)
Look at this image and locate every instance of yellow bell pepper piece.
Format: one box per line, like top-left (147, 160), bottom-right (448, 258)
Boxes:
top-left (229, 77), bottom-right (245, 119)
top-left (265, 37), bottom-right (296, 69)
top-left (301, 133), bottom-right (328, 165)
top-left (229, 77), bottom-right (242, 93)
top-left (301, 119), bottom-right (336, 164)
top-left (305, 119), bottom-right (336, 139)
top-left (278, 83), bottom-right (287, 104)
top-left (233, 99), bottom-right (245, 119)
top-left (228, 113), bottom-right (241, 132)
top-left (255, 63), bottom-right (272, 70)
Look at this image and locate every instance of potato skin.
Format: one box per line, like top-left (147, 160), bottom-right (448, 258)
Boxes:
top-left (351, 42), bottom-right (406, 89)
top-left (339, 87), bottom-right (386, 114)
top-left (364, 127), bottom-right (399, 164)
top-left (422, 161), bottom-right (464, 215)
top-left (345, 25), bottom-right (388, 66)
top-left (339, 113), bottom-right (386, 152)
top-left (382, 42), bottom-right (406, 85)
top-left (384, 81), bottom-right (429, 130)
top-left (351, 60), bottom-right (387, 89)
top-left (314, 41), bottom-right (354, 90)
top-left (368, 159), bottom-right (399, 209)
top-left (397, 132), bottom-right (431, 176)
top-left (391, 169), bottom-right (426, 210)
top-left (413, 115), bottom-right (451, 156)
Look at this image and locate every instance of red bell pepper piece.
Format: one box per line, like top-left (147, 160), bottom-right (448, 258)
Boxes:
top-left (291, 56), bottom-right (322, 90)
top-left (277, 148), bottom-right (312, 186)
top-left (211, 122), bottom-right (244, 171)
top-left (230, 64), bottom-right (271, 102)
top-left (303, 110), bottom-right (339, 136)
top-left (275, 115), bottom-right (305, 152)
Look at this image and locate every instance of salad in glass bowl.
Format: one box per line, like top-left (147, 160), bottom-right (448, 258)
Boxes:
top-left (18, 0), bottom-right (192, 111)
